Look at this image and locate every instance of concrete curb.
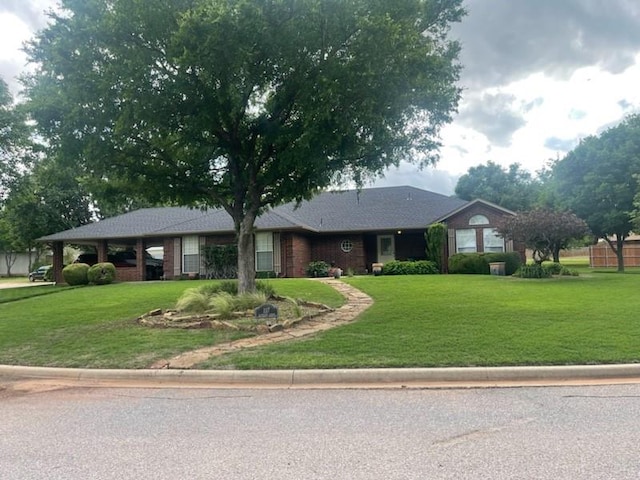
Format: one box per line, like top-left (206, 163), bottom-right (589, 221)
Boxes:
top-left (2, 364), bottom-right (640, 389)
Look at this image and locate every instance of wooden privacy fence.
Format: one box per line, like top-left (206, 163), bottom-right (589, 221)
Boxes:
top-left (590, 242), bottom-right (640, 267)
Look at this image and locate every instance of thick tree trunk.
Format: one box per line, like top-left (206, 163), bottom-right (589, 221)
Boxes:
top-left (236, 213), bottom-right (257, 294)
top-left (605, 236), bottom-right (625, 273)
top-left (615, 236), bottom-right (625, 273)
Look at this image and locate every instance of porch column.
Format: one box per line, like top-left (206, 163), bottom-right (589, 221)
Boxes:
top-left (136, 238), bottom-right (146, 281)
top-left (97, 240), bottom-right (108, 263)
top-left (52, 241), bottom-right (64, 283)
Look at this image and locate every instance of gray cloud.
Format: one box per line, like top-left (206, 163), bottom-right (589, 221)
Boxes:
top-left (544, 136), bottom-right (578, 152)
top-left (456, 93), bottom-right (526, 147)
top-left (372, 164), bottom-right (460, 196)
top-left (0, 0), bottom-right (50, 31)
top-left (453, 0), bottom-right (640, 90)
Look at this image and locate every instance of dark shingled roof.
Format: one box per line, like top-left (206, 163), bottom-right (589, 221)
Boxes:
top-left (39, 186), bottom-right (470, 242)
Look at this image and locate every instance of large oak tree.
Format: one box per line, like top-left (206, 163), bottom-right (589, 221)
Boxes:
top-left (24, 0), bottom-right (464, 291)
top-left (551, 114), bottom-right (640, 272)
top-left (455, 161), bottom-right (541, 212)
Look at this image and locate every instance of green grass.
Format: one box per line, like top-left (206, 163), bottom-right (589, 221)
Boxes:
top-left (0, 279), bottom-right (344, 369)
top-left (5, 273), bottom-right (640, 370)
top-left (199, 272), bottom-right (640, 369)
top-left (0, 284), bottom-right (79, 304)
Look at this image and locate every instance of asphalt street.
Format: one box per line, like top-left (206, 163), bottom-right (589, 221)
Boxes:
top-left (2, 384), bottom-right (640, 479)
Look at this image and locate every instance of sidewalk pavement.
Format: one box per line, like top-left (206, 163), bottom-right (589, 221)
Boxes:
top-left (2, 279), bottom-right (640, 391)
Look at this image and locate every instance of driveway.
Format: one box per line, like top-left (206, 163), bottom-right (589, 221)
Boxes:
top-left (0, 281), bottom-right (54, 289)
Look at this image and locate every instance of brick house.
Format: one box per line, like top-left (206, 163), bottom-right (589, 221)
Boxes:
top-left (40, 186), bottom-right (521, 283)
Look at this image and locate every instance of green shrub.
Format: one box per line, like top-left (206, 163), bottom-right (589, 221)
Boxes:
top-left (43, 267), bottom-right (54, 282)
top-left (448, 254), bottom-right (488, 274)
top-left (62, 263), bottom-right (90, 286)
top-left (448, 252), bottom-right (522, 275)
top-left (306, 261), bottom-right (330, 277)
top-left (382, 260), bottom-right (438, 275)
top-left (202, 244), bottom-right (238, 279)
top-left (541, 262), bottom-right (579, 277)
top-left (87, 262), bottom-right (116, 285)
top-left (515, 264), bottom-right (552, 279)
top-left (256, 271), bottom-right (277, 279)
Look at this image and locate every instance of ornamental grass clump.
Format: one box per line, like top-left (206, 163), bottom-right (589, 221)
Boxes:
top-left (234, 292), bottom-right (268, 311)
top-left (208, 292), bottom-right (235, 319)
top-left (175, 283), bottom-right (275, 318)
top-left (175, 288), bottom-right (211, 313)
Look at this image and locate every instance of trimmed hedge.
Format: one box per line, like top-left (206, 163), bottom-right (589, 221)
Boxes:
top-left (88, 262), bottom-right (117, 285)
top-left (306, 261), bottom-right (330, 277)
top-left (448, 252), bottom-right (522, 275)
top-left (62, 263), bottom-right (90, 285)
top-left (382, 260), bottom-right (438, 275)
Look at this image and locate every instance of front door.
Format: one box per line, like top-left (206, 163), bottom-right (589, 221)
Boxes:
top-left (377, 234), bottom-right (396, 264)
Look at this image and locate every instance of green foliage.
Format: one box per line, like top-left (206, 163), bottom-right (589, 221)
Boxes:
top-left (202, 244), bottom-right (238, 279)
top-left (25, 0), bottom-right (464, 294)
top-left (455, 161), bottom-right (541, 212)
top-left (176, 280), bottom-right (275, 313)
top-left (234, 292), bottom-right (269, 311)
top-left (87, 262), bottom-right (116, 285)
top-left (256, 271), bottom-right (277, 279)
top-left (448, 252), bottom-right (521, 275)
top-left (176, 288), bottom-right (211, 313)
top-left (382, 260), bottom-right (438, 275)
top-left (496, 209), bottom-right (590, 264)
top-left (62, 263), bottom-right (90, 285)
top-left (425, 223), bottom-right (447, 272)
top-left (483, 252), bottom-right (522, 276)
top-left (448, 253), bottom-right (488, 274)
top-left (306, 261), bottom-right (331, 278)
top-left (551, 114), bottom-right (640, 271)
top-left (515, 264), bottom-right (552, 279)
top-left (208, 292), bottom-right (235, 319)
top-left (541, 262), bottom-right (579, 277)
top-left (43, 267), bottom-right (54, 282)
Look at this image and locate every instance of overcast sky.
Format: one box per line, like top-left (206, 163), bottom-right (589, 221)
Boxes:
top-left (2, 0), bottom-right (640, 195)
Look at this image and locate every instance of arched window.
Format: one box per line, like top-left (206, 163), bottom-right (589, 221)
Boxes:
top-left (469, 214), bottom-right (489, 225)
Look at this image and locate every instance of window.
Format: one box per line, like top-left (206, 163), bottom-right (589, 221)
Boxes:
top-left (483, 228), bottom-right (504, 252)
top-left (456, 229), bottom-right (477, 253)
top-left (255, 232), bottom-right (273, 271)
top-left (341, 239), bottom-right (353, 253)
top-left (469, 214), bottom-right (489, 225)
top-left (182, 236), bottom-right (200, 273)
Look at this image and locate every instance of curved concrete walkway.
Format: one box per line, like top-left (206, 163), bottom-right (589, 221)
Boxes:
top-left (2, 279), bottom-right (640, 392)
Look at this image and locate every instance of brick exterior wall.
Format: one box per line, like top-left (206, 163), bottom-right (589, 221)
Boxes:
top-left (115, 267), bottom-right (141, 282)
top-left (163, 238), bottom-right (175, 279)
top-left (445, 204), bottom-right (525, 260)
top-left (309, 234), bottom-right (367, 275)
top-left (283, 233), bottom-right (312, 278)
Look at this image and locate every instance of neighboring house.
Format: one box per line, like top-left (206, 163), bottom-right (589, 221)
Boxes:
top-left (39, 186), bottom-right (521, 283)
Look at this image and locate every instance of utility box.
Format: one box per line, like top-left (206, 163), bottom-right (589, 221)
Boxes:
top-left (489, 262), bottom-right (506, 276)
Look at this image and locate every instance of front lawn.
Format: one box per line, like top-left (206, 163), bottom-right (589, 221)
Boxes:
top-left (199, 272), bottom-right (640, 369)
top-left (3, 273), bottom-right (640, 370)
top-left (0, 279), bottom-right (344, 368)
